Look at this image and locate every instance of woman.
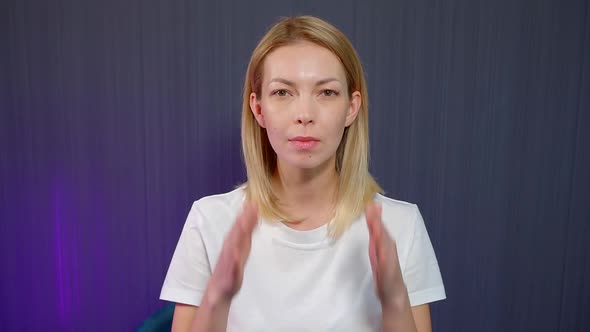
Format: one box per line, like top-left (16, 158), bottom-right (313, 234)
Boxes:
top-left (160, 15), bottom-right (445, 331)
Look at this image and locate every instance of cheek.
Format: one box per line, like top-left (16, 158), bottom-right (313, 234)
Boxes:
top-left (323, 107), bottom-right (349, 131)
top-left (265, 126), bottom-right (282, 142)
top-left (261, 109), bottom-right (283, 135)
top-left (330, 127), bottom-right (346, 147)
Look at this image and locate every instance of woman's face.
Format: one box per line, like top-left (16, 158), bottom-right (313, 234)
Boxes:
top-left (250, 41), bottom-right (361, 172)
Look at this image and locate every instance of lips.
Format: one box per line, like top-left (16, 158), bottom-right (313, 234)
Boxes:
top-left (289, 136), bottom-right (319, 150)
top-left (290, 136), bottom-right (319, 142)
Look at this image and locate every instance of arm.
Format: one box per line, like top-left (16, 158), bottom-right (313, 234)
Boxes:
top-left (188, 290), bottom-right (231, 332)
top-left (171, 304), bottom-right (197, 332)
top-left (381, 300), bottom-right (431, 332)
top-left (171, 299), bottom-right (231, 332)
top-left (171, 299), bottom-right (432, 332)
top-left (171, 203), bottom-right (258, 332)
top-left (411, 304), bottom-right (432, 332)
top-left (366, 204), bottom-right (432, 332)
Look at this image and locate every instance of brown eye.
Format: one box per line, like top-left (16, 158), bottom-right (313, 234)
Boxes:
top-left (322, 90), bottom-right (338, 97)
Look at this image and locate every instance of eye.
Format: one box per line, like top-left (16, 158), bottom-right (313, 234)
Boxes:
top-left (321, 89), bottom-right (339, 97)
top-left (271, 89), bottom-right (289, 97)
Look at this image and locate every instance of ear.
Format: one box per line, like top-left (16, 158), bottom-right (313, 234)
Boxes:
top-left (249, 92), bottom-right (266, 128)
top-left (345, 91), bottom-right (361, 127)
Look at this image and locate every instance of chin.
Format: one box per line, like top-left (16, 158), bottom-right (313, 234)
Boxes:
top-left (281, 154), bottom-right (334, 170)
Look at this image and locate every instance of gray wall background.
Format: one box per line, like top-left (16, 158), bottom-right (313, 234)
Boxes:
top-left (1, 0), bottom-right (588, 331)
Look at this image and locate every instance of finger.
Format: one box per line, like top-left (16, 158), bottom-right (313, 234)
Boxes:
top-left (375, 206), bottom-right (395, 269)
top-left (366, 202), bottom-right (377, 222)
top-left (223, 222), bottom-right (241, 252)
top-left (235, 202), bottom-right (258, 235)
top-left (368, 234), bottom-right (379, 277)
top-left (227, 205), bottom-right (250, 242)
top-left (216, 238), bottom-right (237, 279)
top-left (372, 203), bottom-right (383, 242)
top-left (366, 203), bottom-right (382, 282)
top-left (365, 203), bottom-right (378, 239)
top-left (235, 202), bottom-right (259, 262)
top-left (220, 213), bottom-right (249, 266)
top-left (366, 203), bottom-right (382, 264)
top-left (242, 202), bottom-right (259, 234)
top-left (225, 250), bottom-right (241, 293)
top-left (368, 204), bottom-right (385, 259)
top-left (369, 204), bottom-right (391, 275)
top-left (231, 205), bottom-right (252, 245)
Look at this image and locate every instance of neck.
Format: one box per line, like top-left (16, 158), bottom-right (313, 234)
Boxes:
top-left (272, 158), bottom-right (339, 230)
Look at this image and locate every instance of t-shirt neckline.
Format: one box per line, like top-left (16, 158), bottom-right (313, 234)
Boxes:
top-left (262, 218), bottom-right (334, 249)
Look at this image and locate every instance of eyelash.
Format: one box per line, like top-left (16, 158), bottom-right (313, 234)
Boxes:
top-left (270, 89), bottom-right (340, 97)
top-left (271, 89), bottom-right (290, 97)
top-left (321, 89), bottom-right (339, 97)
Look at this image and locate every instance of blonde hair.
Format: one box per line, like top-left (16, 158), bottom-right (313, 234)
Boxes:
top-left (241, 15), bottom-right (382, 238)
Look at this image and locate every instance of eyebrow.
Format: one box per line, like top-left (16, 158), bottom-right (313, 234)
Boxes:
top-left (268, 77), bottom-right (341, 86)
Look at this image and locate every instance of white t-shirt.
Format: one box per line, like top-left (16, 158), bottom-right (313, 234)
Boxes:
top-left (160, 186), bottom-right (445, 331)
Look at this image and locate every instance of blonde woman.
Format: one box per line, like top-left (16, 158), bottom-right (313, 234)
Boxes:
top-left (160, 15), bottom-right (445, 332)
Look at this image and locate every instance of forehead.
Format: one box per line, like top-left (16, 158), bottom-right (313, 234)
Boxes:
top-left (262, 41), bottom-right (346, 83)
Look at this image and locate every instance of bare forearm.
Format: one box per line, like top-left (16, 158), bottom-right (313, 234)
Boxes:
top-left (190, 291), bottom-right (231, 332)
top-left (381, 292), bottom-right (417, 332)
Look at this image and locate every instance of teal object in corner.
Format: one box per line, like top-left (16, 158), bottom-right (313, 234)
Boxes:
top-left (136, 303), bottom-right (175, 332)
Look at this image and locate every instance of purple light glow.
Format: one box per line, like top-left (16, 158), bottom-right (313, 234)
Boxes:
top-left (54, 183), bottom-right (66, 322)
top-left (52, 180), bottom-right (81, 327)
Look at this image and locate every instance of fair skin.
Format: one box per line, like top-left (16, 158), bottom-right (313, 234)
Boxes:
top-left (255, 41), bottom-right (358, 230)
top-left (171, 41), bottom-right (433, 332)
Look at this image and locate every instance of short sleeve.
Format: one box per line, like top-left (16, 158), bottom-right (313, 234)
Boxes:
top-left (160, 204), bottom-right (211, 306)
top-left (402, 205), bottom-right (446, 306)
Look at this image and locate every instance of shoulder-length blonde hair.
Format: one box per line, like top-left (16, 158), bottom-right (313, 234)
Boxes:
top-left (241, 15), bottom-right (382, 238)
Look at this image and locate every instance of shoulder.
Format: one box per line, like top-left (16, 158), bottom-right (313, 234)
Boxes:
top-left (374, 193), bottom-right (420, 226)
top-left (372, 193), bottom-right (421, 247)
top-left (191, 185), bottom-right (246, 215)
top-left (187, 186), bottom-right (246, 233)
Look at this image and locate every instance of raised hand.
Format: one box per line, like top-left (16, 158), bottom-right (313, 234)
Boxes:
top-left (365, 202), bottom-right (408, 309)
top-left (204, 202), bottom-right (258, 306)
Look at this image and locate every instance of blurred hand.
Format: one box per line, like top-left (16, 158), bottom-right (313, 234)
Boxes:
top-left (204, 202), bottom-right (258, 306)
top-left (365, 202), bottom-right (408, 309)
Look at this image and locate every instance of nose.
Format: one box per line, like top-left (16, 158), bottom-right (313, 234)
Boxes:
top-left (294, 96), bottom-right (315, 125)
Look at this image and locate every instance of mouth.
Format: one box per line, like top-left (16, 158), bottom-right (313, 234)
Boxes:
top-left (289, 136), bottom-right (320, 150)
top-left (290, 136), bottom-right (319, 142)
